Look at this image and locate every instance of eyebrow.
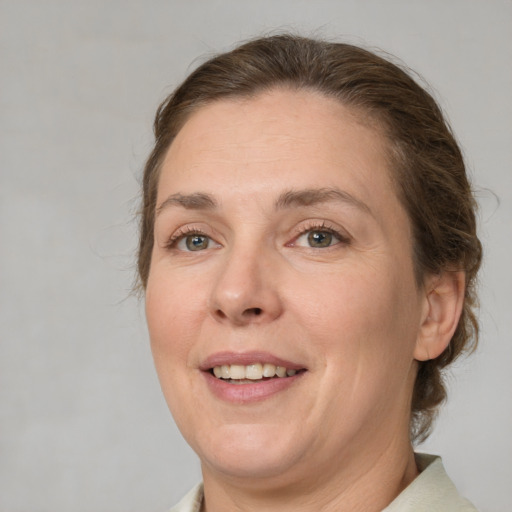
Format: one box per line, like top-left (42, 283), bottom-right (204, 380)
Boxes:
top-left (156, 187), bottom-right (372, 216)
top-left (275, 187), bottom-right (372, 215)
top-left (156, 192), bottom-right (218, 215)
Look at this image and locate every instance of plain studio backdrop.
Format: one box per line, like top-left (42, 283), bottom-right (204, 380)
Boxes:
top-left (1, 1), bottom-right (511, 511)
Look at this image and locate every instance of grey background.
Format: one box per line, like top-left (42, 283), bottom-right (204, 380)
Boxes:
top-left (1, 1), bottom-right (511, 511)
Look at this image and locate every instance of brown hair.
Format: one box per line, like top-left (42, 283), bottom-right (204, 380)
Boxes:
top-left (138, 34), bottom-right (482, 442)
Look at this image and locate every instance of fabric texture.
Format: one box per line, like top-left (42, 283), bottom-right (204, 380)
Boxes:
top-left (169, 453), bottom-right (478, 512)
top-left (382, 454), bottom-right (478, 511)
top-left (169, 482), bottom-right (203, 512)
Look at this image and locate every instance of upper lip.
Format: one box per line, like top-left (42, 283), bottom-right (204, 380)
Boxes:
top-left (199, 351), bottom-right (306, 371)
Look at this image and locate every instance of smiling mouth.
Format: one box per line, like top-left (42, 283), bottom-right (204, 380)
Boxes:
top-left (210, 363), bottom-right (306, 384)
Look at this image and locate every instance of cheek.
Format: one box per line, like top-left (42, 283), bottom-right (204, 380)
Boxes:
top-left (145, 269), bottom-right (209, 427)
top-left (292, 264), bottom-right (420, 367)
top-left (145, 267), bottom-right (206, 369)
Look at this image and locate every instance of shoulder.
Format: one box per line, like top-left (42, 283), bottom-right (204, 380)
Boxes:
top-left (383, 453), bottom-right (478, 512)
top-left (169, 483), bottom-right (203, 512)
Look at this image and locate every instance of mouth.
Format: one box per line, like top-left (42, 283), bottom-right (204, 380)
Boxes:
top-left (210, 363), bottom-right (306, 384)
top-left (200, 352), bottom-right (307, 402)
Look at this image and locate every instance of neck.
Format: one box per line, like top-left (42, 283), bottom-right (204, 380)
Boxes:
top-left (201, 437), bottom-right (419, 512)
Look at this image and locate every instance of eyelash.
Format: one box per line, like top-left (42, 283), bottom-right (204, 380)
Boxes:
top-left (291, 221), bottom-right (350, 247)
top-left (164, 226), bottom-right (212, 250)
top-left (164, 221), bottom-right (350, 251)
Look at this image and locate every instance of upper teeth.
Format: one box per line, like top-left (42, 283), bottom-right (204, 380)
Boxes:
top-left (212, 363), bottom-right (297, 380)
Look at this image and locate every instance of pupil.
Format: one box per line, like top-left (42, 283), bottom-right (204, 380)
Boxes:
top-left (186, 235), bottom-right (208, 251)
top-left (308, 231), bottom-right (332, 247)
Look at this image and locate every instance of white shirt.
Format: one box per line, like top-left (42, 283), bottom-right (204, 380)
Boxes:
top-left (169, 453), bottom-right (478, 512)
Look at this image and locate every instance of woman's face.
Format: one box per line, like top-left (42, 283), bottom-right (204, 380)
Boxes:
top-left (146, 89), bottom-right (427, 485)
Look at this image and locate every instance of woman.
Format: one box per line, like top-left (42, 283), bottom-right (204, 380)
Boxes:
top-left (138, 35), bottom-right (481, 511)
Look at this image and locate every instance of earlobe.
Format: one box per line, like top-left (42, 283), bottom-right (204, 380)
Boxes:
top-left (414, 271), bottom-right (466, 361)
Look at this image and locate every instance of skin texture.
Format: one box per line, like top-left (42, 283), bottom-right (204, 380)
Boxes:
top-left (145, 89), bottom-right (464, 511)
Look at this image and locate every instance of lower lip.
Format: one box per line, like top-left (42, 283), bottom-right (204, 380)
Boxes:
top-left (203, 371), bottom-right (305, 403)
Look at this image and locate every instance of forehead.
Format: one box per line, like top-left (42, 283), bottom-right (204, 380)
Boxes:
top-left (166, 88), bottom-right (384, 160)
top-left (159, 87), bottom-right (397, 200)
top-left (158, 89), bottom-right (397, 213)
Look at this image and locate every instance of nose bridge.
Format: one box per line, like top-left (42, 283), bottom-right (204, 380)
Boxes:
top-left (209, 236), bottom-right (282, 325)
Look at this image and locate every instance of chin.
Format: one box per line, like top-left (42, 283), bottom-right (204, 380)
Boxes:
top-left (191, 422), bottom-right (307, 481)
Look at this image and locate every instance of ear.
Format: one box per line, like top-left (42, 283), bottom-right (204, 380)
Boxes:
top-left (414, 271), bottom-right (466, 361)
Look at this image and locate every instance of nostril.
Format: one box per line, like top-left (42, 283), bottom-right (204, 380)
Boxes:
top-left (245, 307), bottom-right (262, 316)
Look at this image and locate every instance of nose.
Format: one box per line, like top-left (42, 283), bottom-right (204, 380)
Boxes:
top-left (209, 245), bottom-right (284, 326)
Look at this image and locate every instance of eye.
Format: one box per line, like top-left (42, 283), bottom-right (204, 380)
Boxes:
top-left (294, 228), bottom-right (343, 248)
top-left (307, 230), bottom-right (336, 248)
top-left (165, 227), bottom-right (220, 252)
top-left (177, 233), bottom-right (212, 251)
